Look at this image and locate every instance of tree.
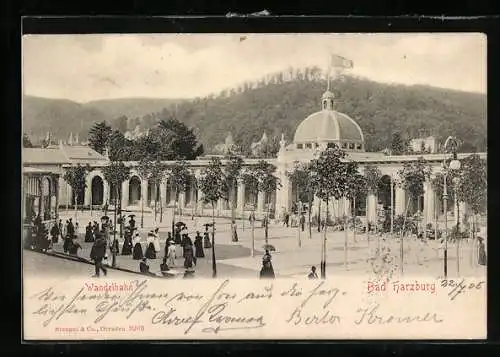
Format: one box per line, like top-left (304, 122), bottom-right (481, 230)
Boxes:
top-left (241, 169), bottom-right (259, 257)
top-left (88, 121), bottom-right (112, 155)
top-left (456, 154), bottom-right (486, 267)
top-left (115, 115), bottom-right (129, 133)
top-left (63, 164), bottom-right (91, 219)
top-left (108, 130), bottom-right (132, 161)
top-left (364, 165), bottom-right (382, 227)
top-left (391, 131), bottom-right (408, 155)
top-left (137, 158), bottom-right (154, 228)
top-left (224, 154), bottom-right (244, 222)
top-left (23, 133), bottom-right (33, 148)
top-left (310, 146), bottom-right (351, 277)
top-left (397, 157), bottom-right (432, 274)
top-left (345, 170), bottom-right (367, 244)
top-left (288, 162), bottom-right (316, 241)
top-left (457, 154), bottom-right (487, 218)
top-left (199, 157), bottom-right (228, 278)
top-left (157, 117), bottom-right (204, 160)
top-left (242, 160), bottom-right (280, 251)
top-left (166, 160), bottom-right (192, 236)
top-left (102, 162), bottom-right (130, 250)
top-left (150, 160), bottom-right (167, 223)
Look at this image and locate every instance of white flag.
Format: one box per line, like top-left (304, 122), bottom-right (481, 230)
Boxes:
top-left (330, 54), bottom-right (353, 69)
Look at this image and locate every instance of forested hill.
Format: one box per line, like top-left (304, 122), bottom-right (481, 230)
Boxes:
top-left (23, 73), bottom-right (486, 153)
top-left (171, 76), bottom-right (486, 153)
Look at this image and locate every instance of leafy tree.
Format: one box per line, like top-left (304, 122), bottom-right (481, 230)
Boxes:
top-left (456, 154), bottom-right (487, 240)
top-left (137, 158), bottom-right (154, 228)
top-left (150, 160), bottom-right (167, 223)
top-left (288, 162), bottom-right (316, 240)
top-left (115, 115), bottom-right (129, 133)
top-left (398, 157), bottom-right (432, 217)
top-left (166, 160), bottom-right (192, 235)
top-left (391, 132), bottom-right (407, 155)
top-left (242, 160), bottom-right (280, 251)
top-left (310, 146), bottom-right (352, 277)
top-left (199, 157), bottom-right (228, 278)
top-left (102, 162), bottom-right (130, 241)
top-left (397, 157), bottom-right (432, 274)
top-left (345, 169), bottom-right (367, 243)
top-left (63, 164), bottom-right (91, 218)
top-left (23, 133), bottom-right (33, 148)
top-left (88, 121), bottom-right (112, 155)
top-left (157, 117), bottom-right (204, 160)
top-left (224, 154), bottom-right (244, 221)
top-left (364, 165), bottom-right (382, 232)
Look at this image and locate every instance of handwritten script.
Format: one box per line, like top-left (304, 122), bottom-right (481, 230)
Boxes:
top-left (24, 277), bottom-right (486, 339)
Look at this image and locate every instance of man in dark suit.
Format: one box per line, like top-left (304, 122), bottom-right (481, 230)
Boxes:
top-left (90, 232), bottom-right (107, 277)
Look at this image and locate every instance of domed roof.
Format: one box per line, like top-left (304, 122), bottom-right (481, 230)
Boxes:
top-left (293, 109), bottom-right (364, 143)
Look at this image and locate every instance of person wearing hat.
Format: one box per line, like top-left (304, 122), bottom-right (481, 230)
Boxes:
top-left (477, 236), bottom-right (487, 266)
top-left (132, 232), bottom-right (144, 260)
top-left (167, 240), bottom-right (177, 267)
top-left (139, 257), bottom-right (155, 276)
top-left (90, 232), bottom-right (107, 277)
top-left (194, 231), bottom-right (205, 258)
top-left (308, 266), bottom-right (318, 279)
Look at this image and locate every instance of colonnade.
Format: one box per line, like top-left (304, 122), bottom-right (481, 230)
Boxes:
top-left (55, 166), bottom-right (470, 227)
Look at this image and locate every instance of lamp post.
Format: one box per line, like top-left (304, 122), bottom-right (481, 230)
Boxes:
top-left (453, 176), bottom-right (461, 275)
top-left (442, 136), bottom-right (461, 278)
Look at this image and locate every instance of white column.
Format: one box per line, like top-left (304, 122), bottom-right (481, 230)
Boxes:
top-left (67, 183), bottom-right (73, 207)
top-left (141, 180), bottom-right (148, 208)
top-left (257, 191), bottom-right (265, 214)
top-left (343, 197), bottom-right (351, 216)
top-left (395, 186), bottom-right (406, 216)
top-left (160, 181), bottom-right (167, 207)
top-left (454, 201), bottom-right (467, 230)
top-left (423, 181), bottom-right (435, 225)
top-left (102, 179), bottom-right (109, 205)
top-left (275, 171), bottom-right (292, 214)
top-left (84, 176), bottom-right (92, 206)
top-left (237, 181), bottom-right (245, 215)
top-left (366, 193), bottom-right (378, 224)
top-left (121, 180), bottom-right (129, 208)
top-left (179, 192), bottom-right (186, 208)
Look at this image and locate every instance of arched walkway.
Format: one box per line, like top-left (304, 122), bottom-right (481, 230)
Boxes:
top-left (91, 176), bottom-right (104, 205)
top-left (129, 176), bottom-right (141, 205)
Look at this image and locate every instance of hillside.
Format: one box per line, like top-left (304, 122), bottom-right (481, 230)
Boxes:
top-left (85, 97), bottom-right (186, 122)
top-left (22, 96), bottom-right (108, 143)
top-left (171, 76), bottom-right (486, 153)
top-left (23, 73), bottom-right (487, 152)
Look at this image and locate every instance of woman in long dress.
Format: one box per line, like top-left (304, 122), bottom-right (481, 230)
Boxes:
top-left (194, 232), bottom-right (205, 258)
top-left (132, 233), bottom-right (143, 260)
top-left (85, 222), bottom-right (94, 242)
top-left (478, 237), bottom-right (487, 266)
top-left (145, 242), bottom-right (157, 260)
top-left (167, 241), bottom-right (177, 267)
top-left (184, 243), bottom-right (195, 269)
top-left (260, 250), bottom-right (275, 279)
top-left (152, 228), bottom-right (161, 253)
top-left (121, 227), bottom-right (133, 255)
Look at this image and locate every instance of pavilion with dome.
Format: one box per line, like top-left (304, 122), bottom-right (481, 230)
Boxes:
top-left (23, 88), bottom-right (485, 231)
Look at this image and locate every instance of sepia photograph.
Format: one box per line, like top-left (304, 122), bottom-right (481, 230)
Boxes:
top-left (21, 33), bottom-right (487, 340)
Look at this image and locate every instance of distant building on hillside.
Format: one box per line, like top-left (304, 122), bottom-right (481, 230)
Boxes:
top-left (124, 125), bottom-right (148, 140)
top-left (409, 136), bottom-right (439, 154)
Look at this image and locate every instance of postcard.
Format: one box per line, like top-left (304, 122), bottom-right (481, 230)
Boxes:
top-left (22, 32), bottom-right (487, 340)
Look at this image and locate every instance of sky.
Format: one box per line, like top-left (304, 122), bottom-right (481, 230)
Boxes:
top-left (22, 33), bottom-right (486, 102)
